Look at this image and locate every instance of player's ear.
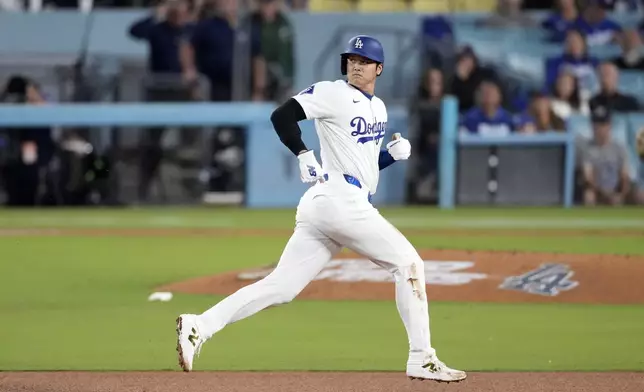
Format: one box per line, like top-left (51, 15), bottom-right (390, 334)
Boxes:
top-left (376, 63), bottom-right (383, 77)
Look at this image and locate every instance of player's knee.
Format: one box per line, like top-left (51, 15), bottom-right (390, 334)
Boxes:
top-left (397, 252), bottom-right (424, 270)
top-left (397, 259), bottom-right (427, 300)
top-left (408, 259), bottom-right (425, 280)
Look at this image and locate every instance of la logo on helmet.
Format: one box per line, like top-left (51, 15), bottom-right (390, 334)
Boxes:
top-left (354, 38), bottom-right (363, 49)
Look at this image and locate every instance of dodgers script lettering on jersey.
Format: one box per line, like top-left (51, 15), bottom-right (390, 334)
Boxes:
top-left (293, 80), bottom-right (389, 194)
top-left (350, 116), bottom-right (386, 144)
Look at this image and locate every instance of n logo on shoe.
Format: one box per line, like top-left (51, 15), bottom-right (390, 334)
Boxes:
top-left (422, 362), bottom-right (438, 372)
top-left (188, 327), bottom-right (199, 347)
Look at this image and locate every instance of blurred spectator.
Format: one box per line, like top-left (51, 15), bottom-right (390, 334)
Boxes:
top-left (545, 29), bottom-right (599, 94)
top-left (420, 16), bottom-right (455, 70)
top-left (246, 0), bottom-right (295, 101)
top-left (449, 46), bottom-right (500, 113)
top-left (56, 131), bottom-right (112, 206)
top-left (550, 69), bottom-right (590, 118)
top-left (459, 81), bottom-right (516, 137)
top-left (406, 67), bottom-right (446, 204)
top-left (413, 66), bottom-right (444, 145)
top-left (477, 0), bottom-right (537, 28)
top-left (186, 0), bottom-right (267, 102)
top-left (418, 67), bottom-right (445, 107)
top-left (129, 0), bottom-right (195, 81)
top-left (516, 92), bottom-right (567, 133)
top-left (589, 62), bottom-right (640, 112)
top-left (571, 0), bottom-right (622, 46)
top-left (0, 76), bottom-right (55, 207)
top-left (129, 0), bottom-right (196, 202)
top-left (416, 69), bottom-right (444, 181)
top-left (541, 0), bottom-right (579, 42)
top-left (206, 126), bottom-right (246, 194)
top-left (578, 104), bottom-right (634, 205)
top-left (611, 29), bottom-right (644, 70)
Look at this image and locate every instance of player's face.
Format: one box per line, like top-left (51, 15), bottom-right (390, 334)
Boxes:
top-left (346, 55), bottom-right (382, 87)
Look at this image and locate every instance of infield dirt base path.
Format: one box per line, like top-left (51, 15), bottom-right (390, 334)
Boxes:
top-left (1, 371), bottom-right (643, 392)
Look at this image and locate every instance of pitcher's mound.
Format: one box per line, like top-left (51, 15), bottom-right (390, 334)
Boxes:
top-left (159, 249), bottom-right (644, 305)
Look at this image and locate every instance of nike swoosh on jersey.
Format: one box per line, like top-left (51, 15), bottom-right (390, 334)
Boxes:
top-left (353, 99), bottom-right (360, 103)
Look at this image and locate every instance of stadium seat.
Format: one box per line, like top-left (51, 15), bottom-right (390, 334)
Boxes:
top-left (410, 0), bottom-right (451, 13)
top-left (456, 0), bottom-right (496, 12)
top-left (308, 0), bottom-right (355, 12)
top-left (356, 0), bottom-right (408, 12)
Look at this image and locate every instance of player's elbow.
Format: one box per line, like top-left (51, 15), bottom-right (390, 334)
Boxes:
top-left (270, 107), bottom-right (289, 141)
top-left (270, 98), bottom-right (309, 155)
top-left (269, 106), bottom-right (283, 128)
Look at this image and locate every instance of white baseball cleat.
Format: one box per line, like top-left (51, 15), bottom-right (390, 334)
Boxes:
top-left (176, 314), bottom-right (204, 372)
top-left (406, 355), bottom-right (467, 383)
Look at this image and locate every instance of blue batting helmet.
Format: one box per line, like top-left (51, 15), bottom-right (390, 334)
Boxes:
top-left (340, 35), bottom-right (384, 76)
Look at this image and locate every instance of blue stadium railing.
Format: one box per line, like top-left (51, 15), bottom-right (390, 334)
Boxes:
top-left (0, 99), bottom-right (640, 208)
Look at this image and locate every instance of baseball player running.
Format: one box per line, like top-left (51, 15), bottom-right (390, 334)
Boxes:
top-left (176, 35), bottom-right (466, 383)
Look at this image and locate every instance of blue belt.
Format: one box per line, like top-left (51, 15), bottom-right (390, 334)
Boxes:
top-left (323, 173), bottom-right (372, 203)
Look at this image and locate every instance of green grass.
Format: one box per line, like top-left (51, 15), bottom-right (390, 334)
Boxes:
top-left (0, 206), bottom-right (643, 229)
top-left (0, 207), bottom-right (643, 371)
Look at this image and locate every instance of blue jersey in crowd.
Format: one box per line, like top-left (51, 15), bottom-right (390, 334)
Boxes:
top-left (572, 17), bottom-right (622, 46)
top-left (191, 16), bottom-right (261, 88)
top-left (459, 107), bottom-right (517, 137)
top-left (541, 14), bottom-right (576, 42)
top-left (545, 54), bottom-right (599, 91)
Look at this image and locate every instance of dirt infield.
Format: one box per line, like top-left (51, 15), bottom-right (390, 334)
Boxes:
top-left (160, 249), bottom-right (644, 305)
top-left (1, 371), bottom-right (643, 392)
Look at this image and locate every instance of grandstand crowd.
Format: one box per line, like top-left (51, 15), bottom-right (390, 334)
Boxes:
top-left (410, 0), bottom-right (644, 205)
top-left (0, 0), bottom-right (643, 206)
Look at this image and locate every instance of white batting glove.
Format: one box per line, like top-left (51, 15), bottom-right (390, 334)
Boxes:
top-left (386, 133), bottom-right (411, 160)
top-left (297, 150), bottom-right (326, 183)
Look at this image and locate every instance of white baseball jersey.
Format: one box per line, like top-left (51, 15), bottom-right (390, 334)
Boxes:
top-left (292, 79), bottom-right (388, 194)
top-left (196, 79), bottom-right (438, 370)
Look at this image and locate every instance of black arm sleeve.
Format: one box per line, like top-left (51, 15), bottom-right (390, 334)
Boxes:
top-left (270, 98), bottom-right (308, 156)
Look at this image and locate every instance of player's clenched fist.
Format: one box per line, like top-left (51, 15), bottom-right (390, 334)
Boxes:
top-left (297, 150), bottom-right (326, 183)
top-left (386, 133), bottom-right (411, 160)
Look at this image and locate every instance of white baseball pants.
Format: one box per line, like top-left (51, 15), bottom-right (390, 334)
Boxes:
top-left (197, 172), bottom-right (436, 363)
